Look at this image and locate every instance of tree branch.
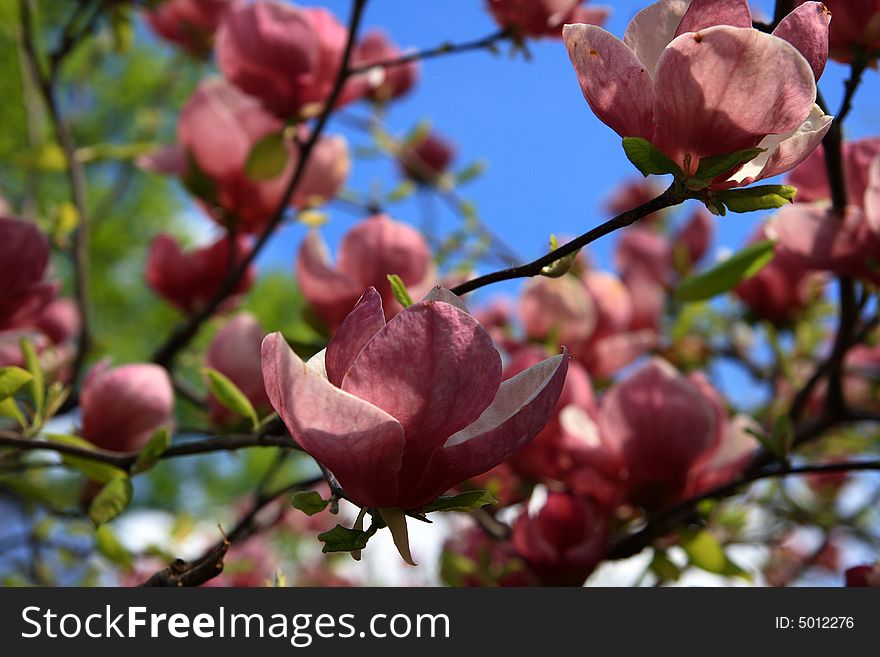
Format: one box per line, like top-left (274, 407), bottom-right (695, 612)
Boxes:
top-left (450, 183), bottom-right (685, 296)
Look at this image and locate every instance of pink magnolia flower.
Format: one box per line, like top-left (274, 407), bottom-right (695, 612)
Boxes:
top-left (145, 233), bottom-right (255, 315)
top-left (599, 358), bottom-right (724, 507)
top-left (261, 287), bottom-right (569, 509)
top-left (604, 178), bottom-right (667, 226)
top-left (216, 1), bottom-right (363, 118)
top-left (797, 0), bottom-right (880, 63)
top-left (296, 214), bottom-right (435, 332)
top-left (564, 0), bottom-right (832, 187)
top-left (0, 216), bottom-right (57, 331)
top-left (398, 131), bottom-right (457, 185)
top-left (206, 313), bottom-right (270, 425)
top-left (511, 491), bottom-right (609, 586)
top-left (354, 30), bottom-right (419, 102)
top-left (80, 361), bottom-right (174, 453)
top-left (671, 208), bottom-right (713, 272)
top-left (486, 0), bottom-right (609, 39)
top-left (442, 524), bottom-right (536, 587)
top-left (615, 227), bottom-right (673, 286)
top-left (734, 227), bottom-right (818, 324)
top-left (519, 275), bottom-right (597, 350)
top-left (144, 0), bottom-right (232, 57)
top-left (167, 78), bottom-right (349, 232)
top-left (33, 298), bottom-right (79, 345)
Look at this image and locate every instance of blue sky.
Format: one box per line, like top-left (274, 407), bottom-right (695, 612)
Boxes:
top-left (249, 0), bottom-right (880, 304)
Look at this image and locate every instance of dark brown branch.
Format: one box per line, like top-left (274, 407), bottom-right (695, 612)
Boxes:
top-left (0, 430), bottom-right (296, 471)
top-left (151, 0), bottom-right (370, 369)
top-left (450, 184), bottom-right (685, 296)
top-left (610, 457), bottom-right (880, 560)
top-left (348, 28), bottom-right (512, 76)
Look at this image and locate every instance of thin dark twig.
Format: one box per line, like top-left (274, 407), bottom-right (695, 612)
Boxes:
top-left (348, 28), bottom-right (512, 75)
top-left (450, 184), bottom-right (684, 296)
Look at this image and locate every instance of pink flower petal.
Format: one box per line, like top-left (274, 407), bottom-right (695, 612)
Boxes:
top-left (409, 351), bottom-right (569, 508)
top-left (772, 1), bottom-right (831, 80)
top-left (295, 230), bottom-right (363, 330)
top-left (563, 24), bottom-right (655, 140)
top-left (653, 26), bottom-right (817, 173)
top-left (261, 332), bottom-right (405, 508)
top-left (623, 0), bottom-right (690, 76)
top-left (772, 204), bottom-right (871, 270)
top-left (324, 287), bottom-right (386, 388)
top-left (674, 0), bottom-right (752, 38)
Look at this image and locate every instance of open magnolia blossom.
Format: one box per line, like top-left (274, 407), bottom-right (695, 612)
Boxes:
top-left (564, 0), bottom-right (833, 187)
top-left (262, 287), bottom-right (569, 560)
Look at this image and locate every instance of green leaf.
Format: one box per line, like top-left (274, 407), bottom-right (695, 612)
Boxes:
top-left (675, 240), bottom-right (775, 303)
top-left (0, 367), bottom-right (32, 401)
top-left (202, 368), bottom-right (259, 429)
top-left (712, 185), bottom-right (797, 214)
top-left (132, 427), bottom-right (171, 474)
top-left (317, 524), bottom-right (377, 554)
top-left (622, 137), bottom-right (683, 178)
top-left (771, 414), bottom-right (794, 459)
top-left (540, 234), bottom-right (579, 278)
top-left (386, 274), bottom-right (413, 307)
top-left (47, 434), bottom-right (128, 484)
top-left (88, 477), bottom-right (133, 526)
top-left (694, 147), bottom-right (765, 182)
top-left (421, 490), bottom-right (497, 514)
top-left (679, 528), bottom-right (727, 574)
top-left (20, 338), bottom-right (44, 419)
top-left (455, 160), bottom-right (487, 185)
top-left (291, 490), bottom-right (329, 516)
top-left (245, 130), bottom-right (288, 181)
top-left (95, 525), bottom-right (134, 569)
top-left (0, 397), bottom-right (26, 428)
top-left (385, 180), bottom-right (415, 203)
top-left (650, 550), bottom-right (681, 582)
top-left (109, 4), bottom-right (134, 53)
top-left (182, 151), bottom-right (217, 202)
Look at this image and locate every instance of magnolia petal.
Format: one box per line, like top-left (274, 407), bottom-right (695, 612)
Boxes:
top-left (325, 288), bottom-right (386, 388)
top-left (342, 301), bottom-right (502, 481)
top-left (408, 352), bottom-right (569, 508)
top-left (772, 204), bottom-right (870, 270)
top-left (730, 104), bottom-right (833, 186)
top-left (295, 230), bottom-right (363, 330)
top-left (866, 156), bottom-right (880, 234)
top-left (584, 329), bottom-right (657, 378)
top-left (261, 332), bottom-right (405, 508)
top-left (653, 26), bottom-right (817, 172)
top-left (420, 286), bottom-right (469, 313)
top-left (675, 0), bottom-right (752, 38)
top-left (772, 1), bottom-right (831, 80)
top-left (623, 0), bottom-right (690, 77)
top-left (563, 24), bottom-right (655, 141)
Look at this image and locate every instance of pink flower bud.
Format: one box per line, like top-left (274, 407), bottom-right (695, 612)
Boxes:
top-left (786, 137), bottom-right (880, 207)
top-left (145, 233), bottom-right (255, 315)
top-left (296, 214), bottom-right (435, 332)
top-left (398, 131), bottom-right (456, 185)
top-left (262, 287), bottom-right (569, 509)
top-left (519, 275), bottom-right (597, 351)
top-left (354, 30), bottom-right (419, 102)
top-left (174, 79), bottom-right (350, 232)
top-left (0, 216), bottom-right (57, 331)
top-left (80, 362), bottom-right (174, 452)
top-left (206, 313), bottom-right (270, 425)
top-left (511, 491), bottom-right (609, 586)
top-left (216, 2), bottom-right (362, 118)
top-left (144, 0), bottom-right (232, 57)
top-left (604, 178), bottom-right (666, 226)
top-left (599, 358), bottom-right (721, 508)
top-left (486, 0), bottom-right (609, 39)
top-left (564, 1), bottom-right (832, 188)
top-left (686, 414), bottom-right (759, 495)
top-left (614, 227), bottom-right (673, 286)
top-left (845, 563), bottom-right (880, 587)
